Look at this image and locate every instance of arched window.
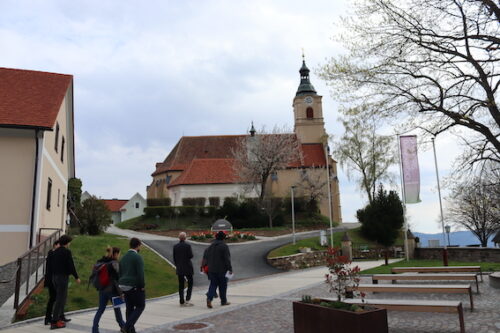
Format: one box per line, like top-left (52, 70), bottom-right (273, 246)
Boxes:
top-left (306, 107), bottom-right (314, 119)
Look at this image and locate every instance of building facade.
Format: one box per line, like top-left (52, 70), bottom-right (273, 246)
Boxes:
top-left (147, 59), bottom-right (342, 222)
top-left (0, 67), bottom-right (75, 265)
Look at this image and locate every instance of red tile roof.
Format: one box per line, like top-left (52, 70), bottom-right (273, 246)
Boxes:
top-left (0, 67), bottom-right (72, 129)
top-left (168, 158), bottom-right (237, 187)
top-left (103, 199), bottom-right (128, 212)
top-left (301, 144), bottom-right (327, 166)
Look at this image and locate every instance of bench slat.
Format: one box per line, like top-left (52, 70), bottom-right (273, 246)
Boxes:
top-left (372, 273), bottom-right (480, 293)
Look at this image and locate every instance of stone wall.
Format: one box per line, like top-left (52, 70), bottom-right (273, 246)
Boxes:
top-left (267, 251), bottom-right (327, 270)
top-left (416, 247), bottom-right (500, 262)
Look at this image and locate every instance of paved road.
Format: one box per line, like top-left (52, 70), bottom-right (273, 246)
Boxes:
top-left (144, 226), bottom-right (355, 287)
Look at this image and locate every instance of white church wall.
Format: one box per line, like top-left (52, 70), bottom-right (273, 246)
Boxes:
top-left (169, 184), bottom-right (258, 206)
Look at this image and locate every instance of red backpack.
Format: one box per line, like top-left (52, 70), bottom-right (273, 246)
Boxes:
top-left (89, 261), bottom-right (111, 290)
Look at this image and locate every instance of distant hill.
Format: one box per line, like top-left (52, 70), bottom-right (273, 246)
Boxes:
top-left (413, 230), bottom-right (496, 247)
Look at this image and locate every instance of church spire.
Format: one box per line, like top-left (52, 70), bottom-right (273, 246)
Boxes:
top-left (296, 53), bottom-right (317, 96)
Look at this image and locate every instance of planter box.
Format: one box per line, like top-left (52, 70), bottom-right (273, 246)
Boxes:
top-left (293, 301), bottom-right (388, 333)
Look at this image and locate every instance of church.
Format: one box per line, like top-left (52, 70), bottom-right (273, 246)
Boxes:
top-left (147, 59), bottom-right (342, 223)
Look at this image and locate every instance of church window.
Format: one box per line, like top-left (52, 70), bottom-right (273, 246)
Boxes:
top-left (166, 175), bottom-right (172, 184)
top-left (271, 172), bottom-right (278, 181)
top-left (306, 107), bottom-right (314, 119)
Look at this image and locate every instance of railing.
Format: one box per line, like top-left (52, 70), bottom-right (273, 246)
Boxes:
top-left (13, 229), bottom-right (62, 310)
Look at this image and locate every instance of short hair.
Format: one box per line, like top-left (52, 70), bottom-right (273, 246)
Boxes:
top-left (53, 240), bottom-right (60, 247)
top-left (179, 232), bottom-right (186, 240)
top-left (130, 237), bottom-right (141, 249)
top-left (216, 231), bottom-right (226, 240)
top-left (58, 235), bottom-right (72, 246)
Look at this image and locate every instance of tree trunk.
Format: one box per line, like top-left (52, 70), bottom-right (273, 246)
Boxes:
top-left (384, 248), bottom-right (389, 265)
top-left (268, 214), bottom-right (273, 229)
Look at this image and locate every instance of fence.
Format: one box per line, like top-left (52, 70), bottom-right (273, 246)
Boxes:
top-left (13, 229), bottom-right (62, 310)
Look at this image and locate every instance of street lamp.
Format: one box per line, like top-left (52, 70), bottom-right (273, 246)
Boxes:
top-left (291, 186), bottom-right (296, 245)
top-left (445, 225), bottom-right (451, 246)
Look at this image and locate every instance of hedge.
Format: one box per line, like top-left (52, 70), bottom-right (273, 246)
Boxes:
top-left (144, 206), bottom-right (217, 218)
top-left (181, 197), bottom-right (206, 206)
top-left (147, 198), bottom-right (171, 207)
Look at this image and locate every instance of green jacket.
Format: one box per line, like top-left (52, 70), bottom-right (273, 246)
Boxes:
top-left (119, 249), bottom-right (145, 288)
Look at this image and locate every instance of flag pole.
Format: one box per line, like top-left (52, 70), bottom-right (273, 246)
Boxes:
top-left (397, 134), bottom-right (410, 261)
top-left (324, 143), bottom-right (334, 247)
top-left (431, 137), bottom-right (448, 266)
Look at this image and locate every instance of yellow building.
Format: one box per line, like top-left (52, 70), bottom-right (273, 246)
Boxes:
top-left (0, 67), bottom-right (75, 265)
top-left (148, 59), bottom-right (342, 222)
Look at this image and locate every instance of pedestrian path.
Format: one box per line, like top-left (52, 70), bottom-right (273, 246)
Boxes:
top-left (0, 259), bottom-right (394, 333)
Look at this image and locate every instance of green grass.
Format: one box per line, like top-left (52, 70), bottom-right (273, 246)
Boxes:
top-left (267, 228), bottom-right (405, 258)
top-left (24, 233), bottom-right (177, 320)
top-left (360, 259), bottom-right (500, 274)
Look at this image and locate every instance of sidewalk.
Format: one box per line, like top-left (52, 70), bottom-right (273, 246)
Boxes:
top-left (0, 260), bottom-right (392, 333)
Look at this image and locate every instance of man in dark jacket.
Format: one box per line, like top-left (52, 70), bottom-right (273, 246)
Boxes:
top-left (205, 231), bottom-right (232, 308)
top-left (119, 237), bottom-right (145, 333)
top-left (51, 235), bottom-right (80, 330)
top-left (44, 240), bottom-right (60, 325)
top-left (173, 232), bottom-right (194, 306)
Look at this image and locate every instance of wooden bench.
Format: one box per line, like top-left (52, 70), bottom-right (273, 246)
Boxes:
top-left (391, 266), bottom-right (482, 281)
top-left (351, 283), bottom-right (474, 310)
top-left (343, 298), bottom-right (465, 333)
top-left (372, 273), bottom-right (480, 293)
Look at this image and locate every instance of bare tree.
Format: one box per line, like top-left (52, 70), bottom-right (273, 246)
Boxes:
top-left (232, 126), bottom-right (302, 203)
top-left (295, 168), bottom-right (328, 212)
top-left (446, 163), bottom-right (500, 246)
top-left (332, 107), bottom-right (396, 203)
top-left (320, 0), bottom-right (500, 172)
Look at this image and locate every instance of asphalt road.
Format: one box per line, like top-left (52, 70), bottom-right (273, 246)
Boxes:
top-left (143, 226), bottom-right (353, 287)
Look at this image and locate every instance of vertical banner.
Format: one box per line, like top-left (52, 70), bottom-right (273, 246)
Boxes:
top-left (399, 135), bottom-right (421, 204)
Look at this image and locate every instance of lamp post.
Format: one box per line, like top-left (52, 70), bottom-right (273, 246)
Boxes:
top-left (431, 137), bottom-right (448, 266)
top-left (324, 144), bottom-right (334, 247)
top-left (445, 225), bottom-right (451, 246)
top-left (291, 186), bottom-right (296, 245)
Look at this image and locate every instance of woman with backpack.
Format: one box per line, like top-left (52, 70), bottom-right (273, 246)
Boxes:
top-left (92, 247), bottom-right (125, 333)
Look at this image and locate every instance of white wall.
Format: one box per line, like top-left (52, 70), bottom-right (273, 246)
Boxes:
top-left (121, 193), bottom-right (146, 222)
top-left (169, 184), bottom-right (258, 206)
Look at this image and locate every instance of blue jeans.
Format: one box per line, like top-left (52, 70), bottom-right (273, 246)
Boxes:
top-left (207, 272), bottom-right (227, 303)
top-left (92, 291), bottom-right (125, 333)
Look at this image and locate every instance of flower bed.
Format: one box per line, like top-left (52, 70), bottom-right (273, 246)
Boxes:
top-left (190, 231), bottom-right (257, 242)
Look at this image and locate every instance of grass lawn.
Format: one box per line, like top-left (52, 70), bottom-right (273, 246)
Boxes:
top-left (24, 233), bottom-right (177, 320)
top-left (267, 228), bottom-right (405, 258)
top-left (360, 259), bottom-right (500, 274)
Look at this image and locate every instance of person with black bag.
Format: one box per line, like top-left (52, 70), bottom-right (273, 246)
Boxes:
top-left (173, 232), bottom-right (194, 306)
top-left (92, 246), bottom-right (125, 333)
top-left (44, 240), bottom-right (60, 325)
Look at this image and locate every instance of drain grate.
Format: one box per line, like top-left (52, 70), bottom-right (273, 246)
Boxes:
top-left (173, 323), bottom-right (208, 330)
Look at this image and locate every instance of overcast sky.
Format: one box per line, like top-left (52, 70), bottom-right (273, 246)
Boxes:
top-left (0, 0), bottom-right (465, 235)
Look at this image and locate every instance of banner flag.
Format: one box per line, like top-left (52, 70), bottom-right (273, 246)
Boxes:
top-left (399, 135), bottom-right (421, 204)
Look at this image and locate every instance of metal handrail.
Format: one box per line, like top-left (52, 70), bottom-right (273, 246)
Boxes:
top-left (13, 229), bottom-right (62, 310)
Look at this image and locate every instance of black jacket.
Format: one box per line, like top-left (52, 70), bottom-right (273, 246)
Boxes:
top-left (51, 246), bottom-right (79, 279)
top-left (173, 240), bottom-right (194, 276)
top-left (44, 249), bottom-right (55, 288)
top-left (205, 239), bottom-right (232, 274)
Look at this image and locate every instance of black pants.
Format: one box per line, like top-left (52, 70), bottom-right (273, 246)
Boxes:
top-left (123, 289), bottom-right (145, 332)
top-left (52, 275), bottom-right (68, 323)
top-left (177, 275), bottom-right (193, 304)
top-left (45, 283), bottom-right (57, 322)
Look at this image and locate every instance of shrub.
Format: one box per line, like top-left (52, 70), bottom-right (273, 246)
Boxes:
top-left (182, 197), bottom-right (206, 206)
top-left (147, 198), bottom-right (171, 207)
top-left (75, 196), bottom-right (112, 235)
top-left (209, 197), bottom-right (220, 206)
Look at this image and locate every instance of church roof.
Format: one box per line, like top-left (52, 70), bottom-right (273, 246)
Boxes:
top-left (168, 158), bottom-right (237, 187)
top-left (153, 134), bottom-right (328, 179)
top-left (0, 67), bottom-right (72, 129)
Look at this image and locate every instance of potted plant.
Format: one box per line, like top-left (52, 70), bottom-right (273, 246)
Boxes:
top-left (293, 247), bottom-right (388, 333)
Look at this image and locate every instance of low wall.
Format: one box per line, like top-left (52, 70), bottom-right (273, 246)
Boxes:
top-left (267, 251), bottom-right (327, 270)
top-left (416, 247), bottom-right (500, 262)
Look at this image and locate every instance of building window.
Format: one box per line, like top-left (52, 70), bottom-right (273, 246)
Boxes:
top-left (306, 107), bottom-right (314, 119)
top-left (166, 175), bottom-right (172, 184)
top-left (61, 137), bottom-right (65, 162)
top-left (271, 172), bottom-right (278, 181)
top-left (135, 202), bottom-right (139, 209)
top-left (57, 189), bottom-right (60, 207)
top-left (54, 123), bottom-right (59, 152)
top-left (46, 178), bottom-right (52, 210)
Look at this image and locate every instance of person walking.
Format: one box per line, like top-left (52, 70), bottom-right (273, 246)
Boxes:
top-left (173, 232), bottom-right (194, 307)
top-left (205, 231), bottom-right (232, 308)
top-left (50, 235), bottom-right (80, 330)
top-left (92, 247), bottom-right (125, 333)
top-left (119, 238), bottom-right (145, 333)
top-left (44, 240), bottom-right (60, 325)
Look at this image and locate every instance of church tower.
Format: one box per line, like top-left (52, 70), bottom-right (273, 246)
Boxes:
top-left (293, 57), bottom-right (327, 144)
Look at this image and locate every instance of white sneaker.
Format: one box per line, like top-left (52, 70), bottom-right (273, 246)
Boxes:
top-left (181, 302), bottom-right (194, 307)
